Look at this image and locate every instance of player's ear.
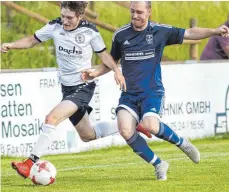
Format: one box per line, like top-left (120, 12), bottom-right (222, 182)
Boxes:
top-left (148, 8), bottom-right (152, 17)
top-left (78, 14), bottom-right (83, 20)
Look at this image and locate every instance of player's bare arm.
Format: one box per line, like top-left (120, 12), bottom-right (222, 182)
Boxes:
top-left (97, 51), bottom-right (126, 91)
top-left (1, 36), bottom-right (40, 53)
top-left (81, 64), bottom-right (111, 81)
top-left (184, 25), bottom-right (229, 40)
top-left (97, 50), bottom-right (118, 72)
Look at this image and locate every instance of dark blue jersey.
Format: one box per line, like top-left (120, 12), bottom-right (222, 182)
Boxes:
top-left (111, 21), bottom-right (185, 95)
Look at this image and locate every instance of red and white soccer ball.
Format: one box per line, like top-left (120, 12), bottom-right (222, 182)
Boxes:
top-left (30, 160), bottom-right (57, 186)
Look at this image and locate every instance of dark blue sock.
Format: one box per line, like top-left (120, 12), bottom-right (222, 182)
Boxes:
top-left (155, 122), bottom-right (183, 146)
top-left (126, 132), bottom-right (161, 166)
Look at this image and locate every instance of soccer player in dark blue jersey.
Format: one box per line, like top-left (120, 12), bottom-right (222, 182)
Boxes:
top-left (82, 1), bottom-right (229, 180)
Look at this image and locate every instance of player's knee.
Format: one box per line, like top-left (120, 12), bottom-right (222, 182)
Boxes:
top-left (118, 121), bottom-right (135, 140)
top-left (45, 114), bottom-right (58, 126)
top-left (119, 128), bottom-right (134, 140)
top-left (142, 117), bottom-right (159, 135)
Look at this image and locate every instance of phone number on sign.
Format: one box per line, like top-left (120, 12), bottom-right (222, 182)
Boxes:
top-left (1, 140), bottom-right (66, 156)
top-left (166, 120), bottom-right (205, 131)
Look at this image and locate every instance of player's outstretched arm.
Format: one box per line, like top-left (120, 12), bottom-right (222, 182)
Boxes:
top-left (82, 62), bottom-right (126, 92)
top-left (1, 36), bottom-right (40, 53)
top-left (81, 64), bottom-right (111, 81)
top-left (97, 50), bottom-right (126, 91)
top-left (93, 63), bottom-right (112, 77)
top-left (97, 50), bottom-right (120, 72)
top-left (184, 25), bottom-right (229, 40)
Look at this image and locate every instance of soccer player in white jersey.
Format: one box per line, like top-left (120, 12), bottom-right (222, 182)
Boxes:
top-left (82, 1), bottom-right (229, 181)
top-left (0, 1), bottom-right (129, 179)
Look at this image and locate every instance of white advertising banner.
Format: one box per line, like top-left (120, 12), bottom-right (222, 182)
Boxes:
top-left (162, 63), bottom-right (229, 139)
top-left (1, 62), bottom-right (229, 157)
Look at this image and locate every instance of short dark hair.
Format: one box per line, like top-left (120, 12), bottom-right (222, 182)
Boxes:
top-left (131, 1), bottom-right (151, 9)
top-left (145, 1), bottom-right (151, 9)
top-left (61, 1), bottom-right (88, 15)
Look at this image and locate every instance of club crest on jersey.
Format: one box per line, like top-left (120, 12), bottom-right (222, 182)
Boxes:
top-left (146, 34), bottom-right (153, 44)
top-left (75, 34), bottom-right (85, 44)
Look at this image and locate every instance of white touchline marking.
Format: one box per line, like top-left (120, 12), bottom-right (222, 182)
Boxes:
top-left (1, 152), bottom-right (229, 177)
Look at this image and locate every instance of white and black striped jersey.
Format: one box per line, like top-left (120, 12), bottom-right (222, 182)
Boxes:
top-left (34, 18), bottom-right (106, 86)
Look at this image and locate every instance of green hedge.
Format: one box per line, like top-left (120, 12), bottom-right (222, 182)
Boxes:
top-left (1, 2), bottom-right (228, 69)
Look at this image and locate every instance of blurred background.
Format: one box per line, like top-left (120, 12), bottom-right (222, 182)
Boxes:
top-left (1, 1), bottom-right (229, 69)
top-left (1, 3), bottom-right (229, 191)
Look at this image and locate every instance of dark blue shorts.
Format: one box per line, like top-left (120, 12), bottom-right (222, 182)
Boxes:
top-left (116, 92), bottom-right (164, 122)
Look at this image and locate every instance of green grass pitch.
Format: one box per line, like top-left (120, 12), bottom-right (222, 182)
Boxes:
top-left (1, 136), bottom-right (228, 192)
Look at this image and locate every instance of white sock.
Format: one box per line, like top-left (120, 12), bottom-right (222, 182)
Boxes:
top-left (93, 121), bottom-right (119, 139)
top-left (32, 124), bottom-right (56, 158)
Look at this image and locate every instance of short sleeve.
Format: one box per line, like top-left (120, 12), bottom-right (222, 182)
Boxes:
top-left (110, 34), bottom-right (121, 61)
top-left (91, 32), bottom-right (106, 53)
top-left (166, 27), bottom-right (185, 45)
top-left (34, 23), bottom-right (55, 42)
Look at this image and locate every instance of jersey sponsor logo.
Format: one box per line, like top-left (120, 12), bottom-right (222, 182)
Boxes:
top-left (124, 49), bottom-right (155, 60)
top-left (146, 34), bottom-right (153, 44)
top-left (58, 46), bottom-right (82, 55)
top-left (75, 34), bottom-right (85, 44)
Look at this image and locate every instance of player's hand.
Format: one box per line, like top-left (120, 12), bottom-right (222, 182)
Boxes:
top-left (216, 25), bottom-right (229, 37)
top-left (114, 69), bottom-right (126, 92)
top-left (81, 68), bottom-right (97, 82)
top-left (1, 43), bottom-right (13, 53)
